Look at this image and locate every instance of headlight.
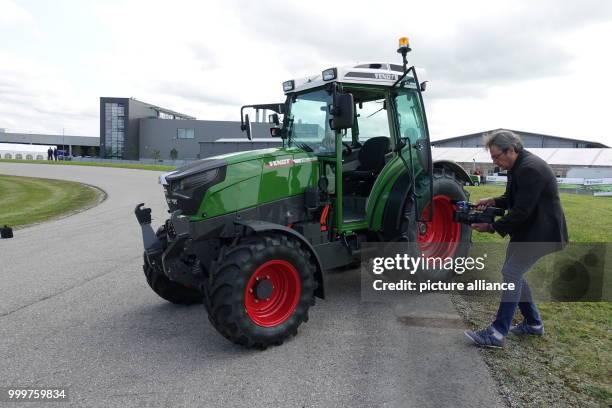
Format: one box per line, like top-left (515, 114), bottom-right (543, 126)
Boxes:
top-left (174, 168), bottom-right (219, 191)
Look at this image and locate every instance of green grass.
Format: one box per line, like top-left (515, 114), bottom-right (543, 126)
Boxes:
top-left (466, 185), bottom-right (612, 242)
top-left (456, 185), bottom-right (612, 407)
top-left (0, 175), bottom-right (104, 228)
top-left (0, 158), bottom-right (176, 171)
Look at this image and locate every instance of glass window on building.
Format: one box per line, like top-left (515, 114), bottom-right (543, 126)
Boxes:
top-left (105, 102), bottom-right (126, 158)
top-left (158, 111), bottom-right (175, 119)
top-left (177, 128), bottom-right (195, 139)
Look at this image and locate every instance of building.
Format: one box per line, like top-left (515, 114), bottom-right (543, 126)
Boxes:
top-left (0, 143), bottom-right (56, 160)
top-left (431, 147), bottom-right (612, 177)
top-left (429, 129), bottom-right (610, 178)
top-left (138, 118), bottom-right (277, 160)
top-left (0, 130), bottom-right (99, 156)
top-left (431, 129), bottom-right (608, 149)
top-left (100, 97), bottom-right (280, 160)
top-left (100, 97), bottom-right (196, 160)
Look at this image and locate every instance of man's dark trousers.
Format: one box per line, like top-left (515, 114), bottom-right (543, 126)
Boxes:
top-left (492, 244), bottom-right (543, 335)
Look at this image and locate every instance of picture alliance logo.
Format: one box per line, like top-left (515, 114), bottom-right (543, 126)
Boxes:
top-left (371, 253), bottom-right (488, 275)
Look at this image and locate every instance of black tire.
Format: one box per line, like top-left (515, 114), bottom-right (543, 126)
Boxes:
top-left (206, 233), bottom-right (316, 349)
top-left (409, 168), bottom-right (471, 281)
top-left (142, 228), bottom-right (202, 305)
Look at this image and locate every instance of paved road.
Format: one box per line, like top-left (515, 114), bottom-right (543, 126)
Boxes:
top-left (0, 163), bottom-right (505, 408)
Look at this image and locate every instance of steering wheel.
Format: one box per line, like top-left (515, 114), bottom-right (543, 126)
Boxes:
top-left (342, 142), bottom-right (353, 156)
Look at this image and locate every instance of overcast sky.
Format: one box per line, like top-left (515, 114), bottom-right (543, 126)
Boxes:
top-left (1, 0), bottom-right (611, 144)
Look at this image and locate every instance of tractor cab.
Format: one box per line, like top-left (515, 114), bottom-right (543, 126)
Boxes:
top-left (241, 41), bottom-right (434, 237)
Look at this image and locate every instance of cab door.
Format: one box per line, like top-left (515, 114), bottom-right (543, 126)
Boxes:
top-left (392, 87), bottom-right (433, 222)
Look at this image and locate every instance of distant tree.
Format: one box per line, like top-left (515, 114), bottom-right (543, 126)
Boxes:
top-left (170, 148), bottom-right (178, 161)
top-left (151, 149), bottom-right (161, 161)
top-left (127, 145), bottom-right (139, 159)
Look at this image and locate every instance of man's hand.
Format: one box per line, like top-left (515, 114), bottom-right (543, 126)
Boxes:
top-left (471, 223), bottom-right (494, 233)
top-left (474, 197), bottom-right (496, 210)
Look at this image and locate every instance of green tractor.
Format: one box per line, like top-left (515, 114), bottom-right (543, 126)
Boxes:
top-left (135, 38), bottom-right (472, 348)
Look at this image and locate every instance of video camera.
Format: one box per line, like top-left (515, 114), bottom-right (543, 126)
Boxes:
top-left (452, 201), bottom-right (505, 225)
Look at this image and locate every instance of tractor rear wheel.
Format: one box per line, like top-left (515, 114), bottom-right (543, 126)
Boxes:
top-left (415, 168), bottom-right (471, 280)
top-left (205, 233), bottom-right (316, 349)
top-left (142, 226), bottom-right (203, 305)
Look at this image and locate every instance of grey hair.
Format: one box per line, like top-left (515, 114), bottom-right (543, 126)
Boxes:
top-left (484, 130), bottom-right (524, 153)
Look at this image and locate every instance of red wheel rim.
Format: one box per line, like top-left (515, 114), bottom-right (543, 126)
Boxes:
top-left (244, 260), bottom-right (301, 327)
top-left (417, 195), bottom-right (461, 259)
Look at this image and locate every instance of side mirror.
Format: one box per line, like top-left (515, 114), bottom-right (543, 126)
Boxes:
top-left (420, 81), bottom-right (428, 92)
top-left (269, 113), bottom-right (280, 125)
top-left (242, 113), bottom-right (253, 140)
top-left (330, 92), bottom-right (354, 130)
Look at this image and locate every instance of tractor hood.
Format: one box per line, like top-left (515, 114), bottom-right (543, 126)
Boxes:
top-left (164, 148), bottom-right (289, 184)
top-left (162, 147), bottom-right (319, 218)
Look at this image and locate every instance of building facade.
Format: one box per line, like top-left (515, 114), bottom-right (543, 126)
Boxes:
top-left (431, 147), bottom-right (612, 178)
top-left (431, 129), bottom-right (608, 149)
top-left (100, 97), bottom-right (195, 160)
top-left (138, 118), bottom-right (275, 160)
top-left (0, 131), bottom-right (99, 156)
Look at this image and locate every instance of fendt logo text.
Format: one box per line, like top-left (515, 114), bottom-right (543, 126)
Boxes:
top-left (374, 73), bottom-right (396, 80)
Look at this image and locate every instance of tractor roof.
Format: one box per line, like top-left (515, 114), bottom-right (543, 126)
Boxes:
top-left (284, 62), bottom-right (417, 94)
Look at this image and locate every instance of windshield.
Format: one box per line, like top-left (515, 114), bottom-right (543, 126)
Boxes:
top-left (286, 89), bottom-right (335, 155)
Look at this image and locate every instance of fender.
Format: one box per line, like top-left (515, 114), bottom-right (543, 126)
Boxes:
top-left (381, 171), bottom-right (413, 239)
top-left (433, 160), bottom-right (473, 185)
top-left (234, 220), bottom-right (326, 299)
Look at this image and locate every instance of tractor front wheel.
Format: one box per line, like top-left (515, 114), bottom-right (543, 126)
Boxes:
top-left (205, 233), bottom-right (316, 349)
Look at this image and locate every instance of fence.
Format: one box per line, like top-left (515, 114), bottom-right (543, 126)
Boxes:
top-left (485, 176), bottom-right (612, 196)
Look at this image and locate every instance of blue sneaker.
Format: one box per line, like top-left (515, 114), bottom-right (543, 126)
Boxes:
top-left (464, 326), bottom-right (505, 349)
top-left (509, 320), bottom-right (544, 336)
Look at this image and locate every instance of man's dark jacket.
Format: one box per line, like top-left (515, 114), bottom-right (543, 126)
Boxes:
top-left (492, 150), bottom-right (568, 250)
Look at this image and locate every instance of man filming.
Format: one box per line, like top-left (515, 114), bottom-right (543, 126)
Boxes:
top-left (465, 130), bottom-right (568, 348)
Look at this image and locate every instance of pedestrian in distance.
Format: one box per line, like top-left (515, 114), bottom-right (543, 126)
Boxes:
top-left (47, 147), bottom-right (53, 160)
top-left (465, 130), bottom-right (568, 348)
top-left (53, 147), bottom-right (58, 161)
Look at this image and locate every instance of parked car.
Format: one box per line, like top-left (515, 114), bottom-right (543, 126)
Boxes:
top-left (57, 150), bottom-right (72, 160)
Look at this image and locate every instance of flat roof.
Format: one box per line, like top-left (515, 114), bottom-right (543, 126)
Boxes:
top-left (101, 97), bottom-right (196, 120)
top-left (431, 128), bottom-right (608, 148)
top-left (432, 147), bottom-right (612, 166)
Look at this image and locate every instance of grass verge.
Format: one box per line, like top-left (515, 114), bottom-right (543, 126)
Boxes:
top-left (455, 185), bottom-right (611, 407)
top-left (0, 175), bottom-right (105, 228)
top-left (0, 158), bottom-right (176, 171)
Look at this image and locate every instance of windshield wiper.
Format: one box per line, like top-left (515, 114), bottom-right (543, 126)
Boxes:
top-left (367, 107), bottom-right (384, 118)
top-left (295, 142), bottom-right (313, 152)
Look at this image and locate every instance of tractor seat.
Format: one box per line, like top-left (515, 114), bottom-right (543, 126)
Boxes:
top-left (344, 136), bottom-right (391, 181)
